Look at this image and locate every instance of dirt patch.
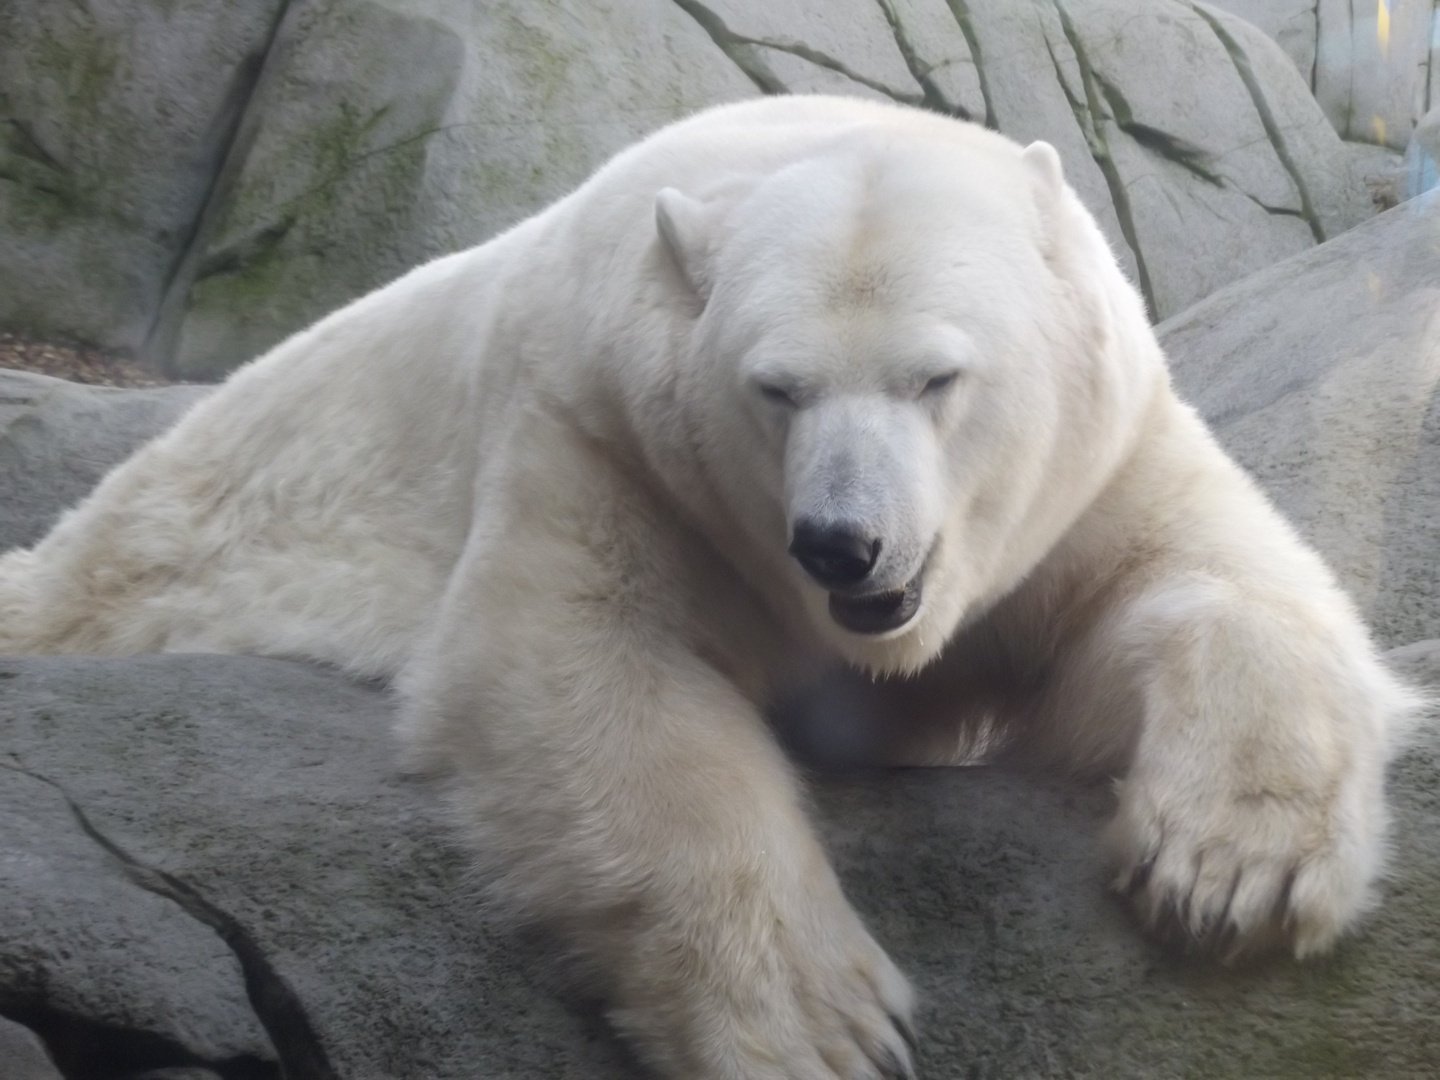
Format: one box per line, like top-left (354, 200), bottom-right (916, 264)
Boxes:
top-left (0, 333), bottom-right (187, 388)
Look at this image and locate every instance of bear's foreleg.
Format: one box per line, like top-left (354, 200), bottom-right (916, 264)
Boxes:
top-left (1021, 407), bottom-right (1418, 959)
top-left (1100, 571), bottom-right (1405, 958)
top-left (399, 422), bottom-right (915, 1079)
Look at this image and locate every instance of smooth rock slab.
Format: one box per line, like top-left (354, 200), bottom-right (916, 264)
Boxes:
top-left (0, 369), bottom-right (210, 552)
top-left (1161, 192), bottom-right (1440, 647)
top-left (1313, 0), bottom-right (1436, 150)
top-left (1206, 0), bottom-right (1317, 75)
top-left (0, 655), bottom-right (639, 1080)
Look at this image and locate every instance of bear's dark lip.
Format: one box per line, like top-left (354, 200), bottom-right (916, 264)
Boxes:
top-left (828, 577), bottom-right (922, 634)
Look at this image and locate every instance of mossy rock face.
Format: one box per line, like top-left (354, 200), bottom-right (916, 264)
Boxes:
top-left (0, 0), bottom-right (286, 350)
top-left (7, 0), bottom-right (1423, 375)
top-left (165, 0), bottom-right (758, 379)
top-left (163, 0), bottom-right (1389, 375)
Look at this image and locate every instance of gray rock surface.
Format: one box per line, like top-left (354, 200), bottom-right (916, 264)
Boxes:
top-left (0, 1016), bottom-right (64, 1080)
top-left (1, 650), bottom-right (1436, 1079)
top-left (1206, 0), bottom-right (1317, 75)
top-left (1, 655), bottom-right (639, 1080)
top-left (1051, 0), bottom-right (1369, 318)
top-left (0, 369), bottom-right (210, 552)
top-left (0, 0), bottom-right (289, 351)
top-left (0, 0), bottom-right (1390, 375)
top-left (0, 746), bottom-right (274, 1069)
top-left (1312, 0), bottom-right (1436, 151)
top-left (1161, 192), bottom-right (1440, 648)
top-left (161, 0), bottom-right (759, 379)
top-left (1210, 0), bottom-right (1438, 152)
top-left (1387, 638), bottom-right (1440, 691)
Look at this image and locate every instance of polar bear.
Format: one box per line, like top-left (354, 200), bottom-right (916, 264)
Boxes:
top-left (0, 96), bottom-right (1419, 1078)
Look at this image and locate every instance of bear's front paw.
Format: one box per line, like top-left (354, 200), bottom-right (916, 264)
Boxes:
top-left (610, 881), bottom-right (916, 1079)
top-left (1106, 760), bottom-right (1385, 960)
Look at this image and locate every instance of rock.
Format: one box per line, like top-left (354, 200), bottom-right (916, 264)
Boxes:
top-left (1048, 0), bottom-right (1370, 318)
top-left (0, 0), bottom-right (288, 352)
top-left (161, 0), bottom-right (758, 379)
top-left (1160, 193), bottom-right (1440, 647)
top-left (1386, 638), bottom-right (1440, 691)
top-left (1205, 0), bottom-right (1317, 75)
top-left (0, 369), bottom-right (210, 552)
top-left (1, 648), bottom-right (1437, 1079)
top-left (0, 749), bottom-right (274, 1073)
top-left (1210, 1), bottom-right (1439, 153)
top-left (0, 0), bottom-right (1387, 375)
top-left (0, 1016), bottom-right (64, 1080)
top-left (0, 654), bottom-right (640, 1080)
top-left (1345, 138), bottom-right (1407, 210)
top-left (697, 0), bottom-right (920, 100)
top-left (167, 0), bottom-right (1377, 368)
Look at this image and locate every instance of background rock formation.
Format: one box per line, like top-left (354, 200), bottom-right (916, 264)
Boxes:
top-left (3, 0), bottom-right (1434, 377)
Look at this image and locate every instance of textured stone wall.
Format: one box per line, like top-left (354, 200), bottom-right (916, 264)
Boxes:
top-left (4, 0), bottom-right (1430, 378)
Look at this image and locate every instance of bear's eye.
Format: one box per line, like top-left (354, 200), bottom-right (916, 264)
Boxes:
top-left (921, 371), bottom-right (961, 397)
top-left (757, 383), bottom-right (797, 408)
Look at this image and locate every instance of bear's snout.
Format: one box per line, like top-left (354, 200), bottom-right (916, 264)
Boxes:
top-left (789, 519), bottom-right (926, 635)
top-left (788, 519), bottom-right (881, 589)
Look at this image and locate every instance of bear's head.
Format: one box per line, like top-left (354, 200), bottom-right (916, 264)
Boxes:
top-left (655, 122), bottom-right (1162, 675)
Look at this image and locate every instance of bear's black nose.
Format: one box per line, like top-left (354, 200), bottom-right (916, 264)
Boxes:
top-left (789, 520), bottom-right (881, 589)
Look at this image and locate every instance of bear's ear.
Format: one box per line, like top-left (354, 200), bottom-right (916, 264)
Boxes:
top-left (1021, 140), bottom-right (1065, 197)
top-left (1021, 141), bottom-right (1067, 261)
top-left (655, 187), bottom-right (716, 300)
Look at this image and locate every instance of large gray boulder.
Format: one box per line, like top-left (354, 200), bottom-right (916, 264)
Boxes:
top-left (0, 368), bottom-right (210, 552)
top-left (0, 0), bottom-right (1384, 377)
top-left (1208, 0), bottom-right (1439, 152)
top-left (0, 0), bottom-right (288, 352)
top-left (163, 0), bottom-right (1376, 372)
top-left (156, 0), bottom-right (759, 379)
top-left (1205, 0), bottom-right (1317, 75)
top-left (1406, 105), bottom-right (1440, 198)
top-left (1, 654), bottom-right (641, 1080)
top-left (0, 745), bottom-right (274, 1072)
top-left (1311, 0), bottom-right (1437, 151)
top-left (1162, 192), bottom-right (1440, 648)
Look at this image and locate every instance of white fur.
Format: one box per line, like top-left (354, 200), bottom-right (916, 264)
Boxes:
top-left (0, 97), bottom-right (1419, 1076)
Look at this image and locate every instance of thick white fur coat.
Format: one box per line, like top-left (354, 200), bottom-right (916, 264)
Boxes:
top-left (0, 97), bottom-right (1420, 1079)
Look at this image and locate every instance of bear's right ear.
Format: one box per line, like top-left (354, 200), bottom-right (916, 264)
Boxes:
top-left (1021, 140), bottom-right (1065, 198)
top-left (1021, 141), bottom-right (1076, 269)
top-left (655, 188), bottom-right (716, 300)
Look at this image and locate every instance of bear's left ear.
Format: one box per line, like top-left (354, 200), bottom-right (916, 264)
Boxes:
top-left (655, 188), bottom-right (717, 300)
top-left (1021, 140), bottom-right (1065, 197)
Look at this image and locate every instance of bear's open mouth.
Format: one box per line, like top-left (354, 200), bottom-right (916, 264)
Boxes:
top-left (828, 578), bottom-right (922, 634)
